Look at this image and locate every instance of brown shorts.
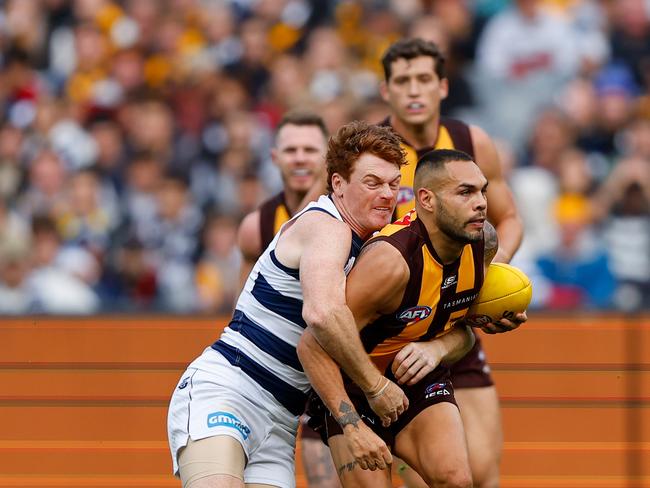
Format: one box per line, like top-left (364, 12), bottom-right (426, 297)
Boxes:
top-left (449, 331), bottom-right (494, 389)
top-left (308, 366), bottom-right (456, 450)
top-left (300, 417), bottom-right (322, 440)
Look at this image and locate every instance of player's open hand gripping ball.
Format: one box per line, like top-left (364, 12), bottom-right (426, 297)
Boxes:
top-left (465, 263), bottom-right (532, 334)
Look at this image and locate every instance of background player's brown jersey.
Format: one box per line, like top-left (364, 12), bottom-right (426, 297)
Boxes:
top-left (259, 192), bottom-right (291, 252)
top-left (380, 117), bottom-right (474, 219)
top-left (360, 211), bottom-right (485, 373)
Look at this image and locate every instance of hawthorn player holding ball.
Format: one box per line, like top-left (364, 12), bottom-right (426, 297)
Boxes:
top-left (378, 39), bottom-right (525, 487)
top-left (298, 149), bottom-right (527, 487)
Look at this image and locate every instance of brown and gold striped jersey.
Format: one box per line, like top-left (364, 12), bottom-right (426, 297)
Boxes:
top-left (259, 192), bottom-right (291, 252)
top-left (360, 210), bottom-right (485, 373)
top-left (380, 117), bottom-right (475, 219)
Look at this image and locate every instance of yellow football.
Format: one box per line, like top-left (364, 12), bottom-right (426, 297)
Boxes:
top-left (465, 263), bottom-right (532, 327)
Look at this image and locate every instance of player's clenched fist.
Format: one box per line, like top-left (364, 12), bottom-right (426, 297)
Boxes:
top-left (363, 376), bottom-right (409, 427)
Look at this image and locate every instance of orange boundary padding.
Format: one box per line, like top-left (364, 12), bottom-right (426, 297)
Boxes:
top-left (0, 313), bottom-right (648, 487)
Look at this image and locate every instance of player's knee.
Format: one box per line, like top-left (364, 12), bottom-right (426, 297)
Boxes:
top-left (442, 471), bottom-right (473, 488)
top-left (470, 468), bottom-right (499, 488)
top-left (424, 466), bottom-right (472, 488)
top-left (469, 453), bottom-right (500, 488)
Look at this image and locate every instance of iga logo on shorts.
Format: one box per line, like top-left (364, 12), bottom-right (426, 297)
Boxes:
top-left (397, 306), bottom-right (432, 323)
top-left (425, 382), bottom-right (451, 399)
top-left (207, 411), bottom-right (251, 439)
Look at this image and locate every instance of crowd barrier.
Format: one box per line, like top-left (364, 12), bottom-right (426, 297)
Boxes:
top-left (0, 313), bottom-right (648, 487)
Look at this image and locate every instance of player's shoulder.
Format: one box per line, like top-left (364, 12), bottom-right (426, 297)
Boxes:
top-left (467, 123), bottom-right (493, 148)
top-left (237, 209), bottom-right (262, 258)
top-left (288, 206), bottom-right (352, 247)
top-left (362, 238), bottom-right (407, 262)
top-left (372, 211), bottom-right (424, 250)
top-left (355, 239), bottom-right (410, 286)
top-left (298, 207), bottom-right (350, 232)
top-left (482, 220), bottom-right (499, 265)
top-left (467, 124), bottom-right (502, 177)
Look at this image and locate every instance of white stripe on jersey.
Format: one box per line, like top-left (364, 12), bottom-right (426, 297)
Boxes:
top-left (221, 195), bottom-right (346, 394)
top-left (220, 330), bottom-right (311, 392)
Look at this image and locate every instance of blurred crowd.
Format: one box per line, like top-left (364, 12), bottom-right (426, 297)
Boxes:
top-left (0, 0), bottom-right (647, 315)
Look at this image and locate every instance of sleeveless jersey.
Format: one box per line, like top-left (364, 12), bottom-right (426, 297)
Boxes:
top-left (213, 195), bottom-right (364, 416)
top-left (259, 192), bottom-right (291, 252)
top-left (379, 117), bottom-right (475, 219)
top-left (360, 211), bottom-right (485, 373)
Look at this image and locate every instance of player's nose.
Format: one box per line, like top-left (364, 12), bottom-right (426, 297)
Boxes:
top-left (380, 183), bottom-right (394, 199)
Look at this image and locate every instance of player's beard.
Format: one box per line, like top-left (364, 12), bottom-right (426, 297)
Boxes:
top-left (436, 198), bottom-right (483, 244)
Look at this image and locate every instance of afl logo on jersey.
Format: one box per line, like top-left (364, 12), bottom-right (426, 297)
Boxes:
top-left (397, 306), bottom-right (432, 323)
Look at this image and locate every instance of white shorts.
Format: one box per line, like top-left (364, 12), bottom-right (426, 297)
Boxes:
top-left (167, 347), bottom-right (300, 487)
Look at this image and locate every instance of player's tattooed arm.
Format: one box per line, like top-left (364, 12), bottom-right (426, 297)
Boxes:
top-left (336, 401), bottom-right (361, 429)
top-left (338, 460), bottom-right (358, 475)
top-left (335, 400), bottom-right (393, 472)
top-left (483, 221), bottom-right (499, 266)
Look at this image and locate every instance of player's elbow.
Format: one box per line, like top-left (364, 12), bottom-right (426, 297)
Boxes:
top-left (301, 304), bottom-right (331, 332)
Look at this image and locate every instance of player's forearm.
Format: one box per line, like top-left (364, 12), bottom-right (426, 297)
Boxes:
top-left (438, 325), bottom-right (475, 366)
top-left (297, 329), bottom-right (361, 421)
top-left (303, 305), bottom-right (382, 394)
top-left (493, 215), bottom-right (523, 264)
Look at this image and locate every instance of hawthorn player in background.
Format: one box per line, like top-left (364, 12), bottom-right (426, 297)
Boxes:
top-left (237, 110), bottom-right (342, 487)
top-left (238, 111), bottom-right (328, 289)
top-left (379, 39), bottom-right (524, 487)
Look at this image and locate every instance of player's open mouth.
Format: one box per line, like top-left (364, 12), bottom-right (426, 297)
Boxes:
top-left (406, 102), bottom-right (425, 111)
top-left (291, 169), bottom-right (311, 177)
top-left (468, 218), bottom-right (485, 228)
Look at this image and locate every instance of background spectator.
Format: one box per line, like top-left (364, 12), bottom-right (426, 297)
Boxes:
top-left (0, 0), bottom-right (646, 314)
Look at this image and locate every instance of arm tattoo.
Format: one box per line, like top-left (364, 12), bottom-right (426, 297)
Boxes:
top-left (336, 401), bottom-right (361, 429)
top-left (337, 460), bottom-right (358, 476)
top-left (483, 221), bottom-right (499, 264)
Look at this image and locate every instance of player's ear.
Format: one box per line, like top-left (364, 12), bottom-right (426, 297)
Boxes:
top-left (270, 147), bottom-right (279, 166)
top-left (379, 81), bottom-right (389, 102)
top-left (439, 77), bottom-right (449, 101)
top-left (331, 173), bottom-right (344, 197)
top-left (417, 187), bottom-right (435, 212)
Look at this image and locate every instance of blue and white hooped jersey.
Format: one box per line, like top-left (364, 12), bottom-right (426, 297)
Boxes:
top-left (212, 195), bottom-right (364, 417)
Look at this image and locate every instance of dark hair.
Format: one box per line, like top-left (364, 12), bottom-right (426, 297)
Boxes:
top-left (276, 110), bottom-right (328, 139)
top-left (381, 38), bottom-right (446, 81)
top-left (326, 121), bottom-right (406, 192)
top-left (416, 148), bottom-right (474, 172)
top-left (414, 148), bottom-right (475, 189)
top-left (31, 214), bottom-right (59, 237)
top-left (162, 169), bottom-right (190, 188)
